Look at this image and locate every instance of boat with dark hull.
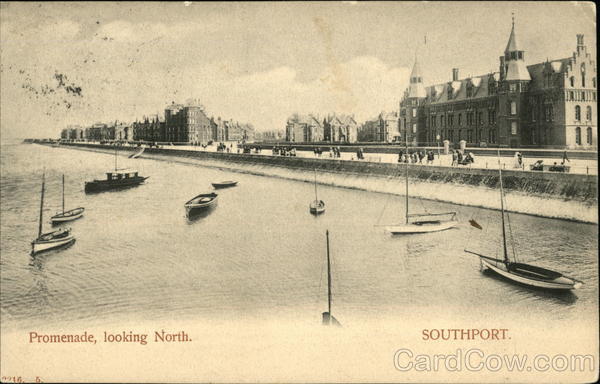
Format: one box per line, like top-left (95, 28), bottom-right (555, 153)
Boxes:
top-left (51, 174), bottom-right (85, 224)
top-left (32, 173), bottom-right (75, 255)
top-left (309, 169), bottom-right (326, 215)
top-left (211, 181), bottom-right (238, 189)
top-left (85, 170), bottom-right (148, 193)
top-left (465, 151), bottom-right (583, 291)
top-left (185, 192), bottom-right (218, 214)
top-left (85, 146), bottom-right (148, 193)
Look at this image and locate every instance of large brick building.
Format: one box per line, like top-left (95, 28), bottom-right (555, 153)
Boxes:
top-left (285, 114), bottom-right (324, 142)
top-left (164, 102), bottom-right (213, 143)
top-left (400, 19), bottom-right (597, 149)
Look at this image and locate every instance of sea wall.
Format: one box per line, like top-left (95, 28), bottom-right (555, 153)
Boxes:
top-left (57, 142), bottom-right (598, 223)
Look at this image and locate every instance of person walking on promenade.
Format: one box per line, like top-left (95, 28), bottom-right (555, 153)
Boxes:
top-left (398, 149), bottom-right (404, 163)
top-left (451, 150), bottom-right (458, 166)
top-left (562, 150), bottom-right (570, 165)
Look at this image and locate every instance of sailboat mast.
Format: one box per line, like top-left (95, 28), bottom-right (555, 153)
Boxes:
top-left (326, 230), bottom-right (332, 315)
top-left (497, 151), bottom-right (509, 264)
top-left (114, 146), bottom-right (118, 171)
top-left (314, 169), bottom-right (318, 202)
top-left (405, 124), bottom-right (409, 224)
top-left (62, 174), bottom-right (65, 214)
top-left (38, 173), bottom-right (45, 238)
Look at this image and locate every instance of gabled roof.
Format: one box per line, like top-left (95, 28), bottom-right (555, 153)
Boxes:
top-left (424, 73), bottom-right (499, 104)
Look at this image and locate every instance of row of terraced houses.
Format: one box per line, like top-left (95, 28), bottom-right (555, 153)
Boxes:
top-left (61, 101), bottom-right (255, 144)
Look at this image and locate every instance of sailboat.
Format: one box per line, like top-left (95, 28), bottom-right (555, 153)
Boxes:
top-left (85, 145), bottom-right (148, 193)
top-left (32, 173), bottom-right (75, 255)
top-left (309, 169), bottom-right (325, 215)
top-left (51, 174), bottom-right (85, 224)
top-left (385, 130), bottom-right (457, 234)
top-left (465, 152), bottom-right (583, 290)
top-left (322, 230), bottom-right (341, 326)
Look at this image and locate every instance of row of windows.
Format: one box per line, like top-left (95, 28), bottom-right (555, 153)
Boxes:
top-left (428, 109), bottom-right (496, 128)
top-left (575, 127), bottom-right (594, 145)
top-left (574, 105), bottom-right (593, 121)
top-left (567, 90), bottom-right (596, 102)
top-left (426, 128), bottom-right (498, 144)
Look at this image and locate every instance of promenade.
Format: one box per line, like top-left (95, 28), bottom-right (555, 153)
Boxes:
top-left (129, 142), bottom-right (598, 176)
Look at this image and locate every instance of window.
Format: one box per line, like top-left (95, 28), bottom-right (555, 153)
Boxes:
top-left (570, 77), bottom-right (575, 87)
top-left (509, 83), bottom-right (516, 92)
top-left (587, 127), bottom-right (593, 144)
top-left (448, 114), bottom-right (454, 126)
top-left (440, 115), bottom-right (444, 127)
top-left (593, 77), bottom-right (597, 88)
top-left (586, 106), bottom-right (592, 121)
top-left (458, 113), bottom-right (462, 126)
top-left (575, 127), bottom-right (581, 145)
top-left (548, 105), bottom-right (554, 122)
top-left (511, 121), bottom-right (517, 135)
top-left (412, 108), bottom-right (417, 118)
top-left (581, 63), bottom-right (586, 87)
top-left (575, 105), bottom-right (581, 121)
top-left (510, 101), bottom-right (517, 115)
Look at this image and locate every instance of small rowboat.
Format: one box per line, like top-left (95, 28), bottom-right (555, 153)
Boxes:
top-left (310, 199), bottom-right (325, 215)
top-left (51, 207), bottom-right (85, 224)
top-left (185, 192), bottom-right (218, 213)
top-left (212, 181), bottom-right (238, 189)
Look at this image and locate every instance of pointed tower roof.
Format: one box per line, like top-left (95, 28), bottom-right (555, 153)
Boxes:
top-left (407, 52), bottom-right (426, 98)
top-left (503, 14), bottom-right (531, 81)
top-left (504, 14), bottom-right (521, 53)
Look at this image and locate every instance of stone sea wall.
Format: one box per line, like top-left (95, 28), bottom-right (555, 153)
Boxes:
top-left (58, 142), bottom-right (598, 223)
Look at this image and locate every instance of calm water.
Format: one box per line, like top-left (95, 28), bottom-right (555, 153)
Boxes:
top-left (1, 141), bottom-right (598, 330)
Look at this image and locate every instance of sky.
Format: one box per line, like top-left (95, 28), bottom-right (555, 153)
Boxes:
top-left (0, 1), bottom-right (596, 139)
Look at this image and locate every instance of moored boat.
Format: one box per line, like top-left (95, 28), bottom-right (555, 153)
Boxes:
top-left (309, 169), bottom-right (326, 215)
top-left (322, 230), bottom-right (341, 327)
top-left (465, 151), bottom-right (583, 291)
top-left (85, 146), bottom-right (148, 193)
top-left (211, 180), bottom-right (238, 189)
top-left (383, 128), bottom-right (456, 234)
top-left (32, 173), bottom-right (75, 255)
top-left (184, 192), bottom-right (218, 214)
top-left (85, 169), bottom-right (148, 193)
top-left (51, 174), bottom-right (85, 224)
top-left (310, 199), bottom-right (325, 215)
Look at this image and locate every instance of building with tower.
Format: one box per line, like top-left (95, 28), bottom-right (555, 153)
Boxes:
top-left (399, 17), bottom-right (597, 149)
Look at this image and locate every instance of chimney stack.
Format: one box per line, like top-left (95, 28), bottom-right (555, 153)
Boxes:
top-left (452, 68), bottom-right (459, 81)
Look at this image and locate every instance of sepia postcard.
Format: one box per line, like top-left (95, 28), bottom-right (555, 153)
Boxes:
top-left (0, 1), bottom-right (598, 383)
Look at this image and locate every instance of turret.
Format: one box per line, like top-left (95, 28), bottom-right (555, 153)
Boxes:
top-left (502, 15), bottom-right (531, 82)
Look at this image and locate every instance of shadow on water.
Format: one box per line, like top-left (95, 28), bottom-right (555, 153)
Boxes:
top-left (186, 207), bottom-right (216, 223)
top-left (84, 183), bottom-right (147, 195)
top-left (480, 269), bottom-right (579, 304)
